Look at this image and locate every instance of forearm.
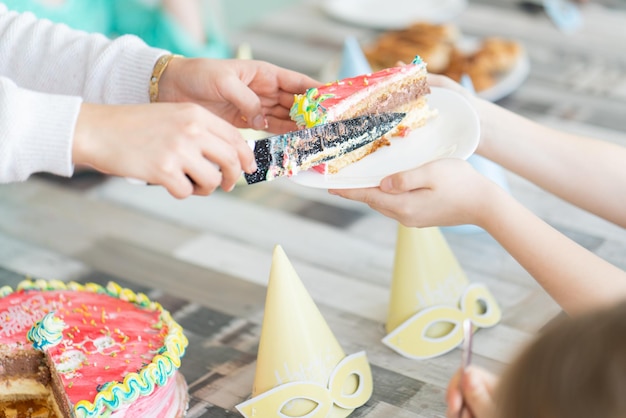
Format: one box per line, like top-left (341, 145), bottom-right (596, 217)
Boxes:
top-left (476, 99), bottom-right (626, 227)
top-left (480, 189), bottom-right (626, 315)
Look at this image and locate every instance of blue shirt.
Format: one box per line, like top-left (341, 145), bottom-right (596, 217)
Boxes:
top-left (2, 0), bottom-right (231, 58)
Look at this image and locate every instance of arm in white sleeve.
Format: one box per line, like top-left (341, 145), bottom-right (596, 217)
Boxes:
top-left (0, 76), bottom-right (82, 182)
top-left (0, 4), bottom-right (168, 104)
top-left (0, 3), bottom-right (171, 183)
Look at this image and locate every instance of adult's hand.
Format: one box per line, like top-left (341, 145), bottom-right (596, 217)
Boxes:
top-left (73, 101), bottom-right (257, 198)
top-left (158, 57), bottom-right (320, 134)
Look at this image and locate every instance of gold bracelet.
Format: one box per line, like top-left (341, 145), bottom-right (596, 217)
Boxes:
top-left (149, 54), bottom-right (177, 103)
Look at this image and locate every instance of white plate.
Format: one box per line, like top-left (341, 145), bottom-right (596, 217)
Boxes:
top-left (320, 0), bottom-right (468, 29)
top-left (477, 50), bottom-right (530, 102)
top-left (472, 52), bottom-right (530, 102)
top-left (456, 38), bottom-right (531, 102)
top-left (288, 87), bottom-right (479, 189)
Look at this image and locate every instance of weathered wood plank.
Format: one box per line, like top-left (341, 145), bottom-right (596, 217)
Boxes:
top-left (0, 177), bottom-right (199, 256)
top-left (75, 237), bottom-right (268, 319)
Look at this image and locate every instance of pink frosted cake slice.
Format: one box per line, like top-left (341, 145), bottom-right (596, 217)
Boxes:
top-left (0, 280), bottom-right (188, 418)
top-left (290, 56), bottom-right (435, 174)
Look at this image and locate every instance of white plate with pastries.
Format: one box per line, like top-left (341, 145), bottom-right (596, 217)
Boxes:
top-left (288, 87), bottom-right (479, 189)
top-left (454, 36), bottom-right (530, 102)
top-left (320, 53), bottom-right (529, 103)
top-left (320, 0), bottom-right (468, 29)
top-left (320, 23), bottom-right (530, 103)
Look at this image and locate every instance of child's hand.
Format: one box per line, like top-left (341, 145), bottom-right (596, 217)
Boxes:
top-left (330, 158), bottom-right (506, 229)
top-left (446, 366), bottom-right (498, 418)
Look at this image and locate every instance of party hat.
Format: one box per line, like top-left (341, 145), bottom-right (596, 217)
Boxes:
top-left (386, 225), bottom-right (469, 333)
top-left (237, 245), bottom-right (373, 418)
top-left (338, 36), bottom-right (372, 79)
top-left (236, 42), bottom-right (253, 60)
top-left (383, 225), bottom-right (501, 359)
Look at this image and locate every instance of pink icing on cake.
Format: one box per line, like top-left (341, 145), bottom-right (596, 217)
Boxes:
top-left (0, 281), bottom-right (188, 418)
top-left (311, 67), bottom-right (411, 119)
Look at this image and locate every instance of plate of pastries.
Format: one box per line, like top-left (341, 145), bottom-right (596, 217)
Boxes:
top-left (362, 22), bottom-right (529, 101)
top-left (321, 22), bottom-right (529, 102)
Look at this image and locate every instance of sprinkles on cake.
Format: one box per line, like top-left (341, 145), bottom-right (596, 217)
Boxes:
top-left (0, 279), bottom-right (189, 417)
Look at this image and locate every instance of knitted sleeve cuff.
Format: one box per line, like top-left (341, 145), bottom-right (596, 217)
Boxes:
top-left (0, 78), bottom-right (81, 182)
top-left (97, 35), bottom-right (171, 104)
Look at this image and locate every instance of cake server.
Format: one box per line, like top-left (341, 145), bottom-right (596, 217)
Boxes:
top-left (244, 112), bottom-right (405, 184)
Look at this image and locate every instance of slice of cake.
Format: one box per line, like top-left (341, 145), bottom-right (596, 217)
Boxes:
top-left (289, 56), bottom-right (435, 174)
top-left (0, 280), bottom-right (188, 418)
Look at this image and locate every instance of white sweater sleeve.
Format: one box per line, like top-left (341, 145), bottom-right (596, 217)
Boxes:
top-left (0, 4), bottom-right (169, 182)
top-left (0, 77), bottom-right (81, 181)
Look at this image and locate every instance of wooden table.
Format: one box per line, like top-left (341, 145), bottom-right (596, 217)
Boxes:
top-left (2, 1), bottom-right (626, 416)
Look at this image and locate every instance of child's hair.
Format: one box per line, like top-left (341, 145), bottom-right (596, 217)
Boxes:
top-left (496, 300), bottom-right (626, 418)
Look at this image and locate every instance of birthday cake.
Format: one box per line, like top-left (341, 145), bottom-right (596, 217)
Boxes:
top-left (0, 280), bottom-right (188, 418)
top-left (290, 56), bottom-right (435, 174)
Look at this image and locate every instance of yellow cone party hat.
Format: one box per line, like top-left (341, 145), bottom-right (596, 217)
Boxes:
top-left (383, 225), bottom-right (501, 360)
top-left (236, 245), bottom-right (373, 418)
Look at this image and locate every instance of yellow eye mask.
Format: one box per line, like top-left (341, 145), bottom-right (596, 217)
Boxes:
top-left (236, 351), bottom-right (373, 418)
top-left (383, 283), bottom-right (501, 359)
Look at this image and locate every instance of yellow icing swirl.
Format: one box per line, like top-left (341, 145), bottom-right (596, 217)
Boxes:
top-left (27, 311), bottom-right (67, 351)
top-left (0, 285), bottom-right (12, 297)
top-left (289, 88), bottom-right (335, 128)
top-left (11, 279), bottom-right (188, 418)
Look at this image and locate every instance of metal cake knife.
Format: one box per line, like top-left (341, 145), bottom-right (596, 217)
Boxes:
top-left (127, 113), bottom-right (405, 186)
top-left (244, 112), bottom-right (405, 184)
